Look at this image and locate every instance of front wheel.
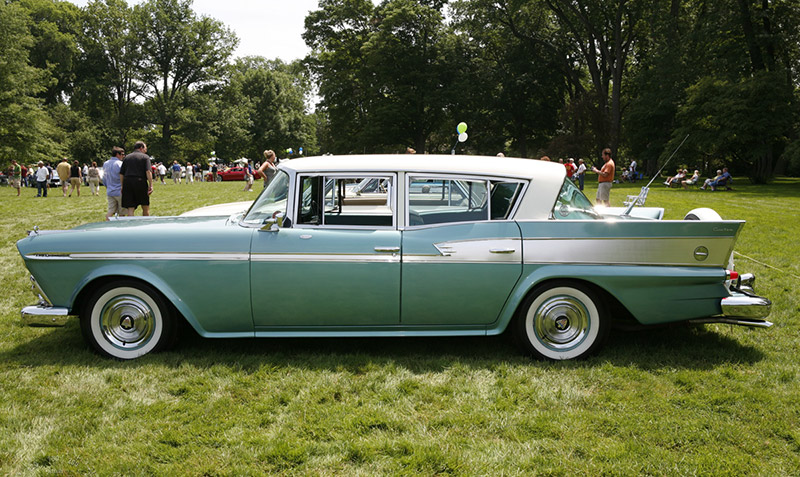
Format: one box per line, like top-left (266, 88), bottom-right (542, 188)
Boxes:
top-left (80, 280), bottom-right (177, 359)
top-left (514, 281), bottom-right (609, 360)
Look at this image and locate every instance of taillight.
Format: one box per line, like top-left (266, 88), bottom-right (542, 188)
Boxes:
top-left (726, 270), bottom-right (739, 281)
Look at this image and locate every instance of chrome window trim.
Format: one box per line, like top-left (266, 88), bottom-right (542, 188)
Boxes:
top-left (404, 173), bottom-right (528, 228)
top-left (292, 172), bottom-right (398, 230)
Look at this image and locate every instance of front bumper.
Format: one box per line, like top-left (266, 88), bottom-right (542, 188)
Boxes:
top-left (21, 305), bottom-right (74, 326)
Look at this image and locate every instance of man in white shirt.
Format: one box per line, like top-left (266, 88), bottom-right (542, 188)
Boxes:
top-left (35, 162), bottom-right (49, 197)
top-left (576, 159), bottom-right (587, 191)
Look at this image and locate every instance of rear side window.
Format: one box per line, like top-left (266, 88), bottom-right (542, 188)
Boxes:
top-left (407, 177), bottom-right (524, 225)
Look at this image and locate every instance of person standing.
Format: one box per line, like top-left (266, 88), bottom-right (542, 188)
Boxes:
top-left (592, 148), bottom-right (615, 206)
top-left (576, 159), bottom-right (587, 191)
top-left (185, 162), bottom-right (194, 184)
top-left (171, 161), bottom-right (182, 184)
top-left (257, 150), bottom-right (277, 189)
top-left (211, 162), bottom-right (218, 182)
top-left (35, 161), bottom-right (48, 197)
top-left (87, 162), bottom-right (101, 195)
top-left (629, 159), bottom-right (637, 183)
top-left (8, 160), bottom-right (22, 196)
top-left (566, 158), bottom-right (576, 181)
top-left (68, 160), bottom-right (82, 197)
top-left (56, 158), bottom-right (70, 196)
top-left (242, 161), bottom-right (254, 192)
top-left (120, 141), bottom-right (153, 216)
top-left (104, 147), bottom-right (127, 219)
top-left (20, 163), bottom-right (28, 188)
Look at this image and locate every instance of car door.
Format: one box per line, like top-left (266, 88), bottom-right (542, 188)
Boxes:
top-left (401, 176), bottom-right (525, 325)
top-left (250, 173), bottom-right (401, 328)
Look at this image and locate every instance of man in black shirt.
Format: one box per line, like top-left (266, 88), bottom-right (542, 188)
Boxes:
top-left (120, 141), bottom-right (154, 216)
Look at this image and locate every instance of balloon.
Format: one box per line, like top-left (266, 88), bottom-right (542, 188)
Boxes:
top-left (299, 147), bottom-right (304, 155)
top-left (457, 122), bottom-right (468, 134)
top-left (458, 132), bottom-right (468, 143)
top-left (286, 148), bottom-right (293, 154)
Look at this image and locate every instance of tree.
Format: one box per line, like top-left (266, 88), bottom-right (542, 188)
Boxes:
top-left (0, 2), bottom-right (64, 164)
top-left (304, 0), bottom-right (376, 153)
top-left (451, 0), bottom-right (567, 157)
top-left (15, 0), bottom-right (82, 105)
top-left (360, 0), bottom-right (461, 153)
top-left (133, 0), bottom-right (237, 161)
top-left (75, 0), bottom-right (145, 145)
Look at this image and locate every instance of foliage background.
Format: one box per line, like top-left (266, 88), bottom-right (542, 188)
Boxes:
top-left (1, 0), bottom-right (799, 183)
top-left (0, 179), bottom-right (799, 474)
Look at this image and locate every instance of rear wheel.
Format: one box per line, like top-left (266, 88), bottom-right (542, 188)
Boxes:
top-left (80, 280), bottom-right (177, 360)
top-left (514, 281), bottom-right (609, 360)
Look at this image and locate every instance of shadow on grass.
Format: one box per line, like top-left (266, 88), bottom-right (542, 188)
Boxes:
top-left (1, 319), bottom-right (764, 372)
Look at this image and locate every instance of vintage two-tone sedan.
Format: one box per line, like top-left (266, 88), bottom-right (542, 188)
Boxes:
top-left (17, 155), bottom-right (772, 360)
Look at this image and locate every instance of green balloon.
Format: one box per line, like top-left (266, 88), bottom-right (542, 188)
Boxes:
top-left (457, 122), bottom-right (468, 134)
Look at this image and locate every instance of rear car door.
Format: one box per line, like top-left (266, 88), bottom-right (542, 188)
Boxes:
top-left (401, 176), bottom-right (525, 325)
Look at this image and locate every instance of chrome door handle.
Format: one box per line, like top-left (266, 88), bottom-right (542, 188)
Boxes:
top-left (490, 248), bottom-right (516, 254)
top-left (374, 246), bottom-right (400, 253)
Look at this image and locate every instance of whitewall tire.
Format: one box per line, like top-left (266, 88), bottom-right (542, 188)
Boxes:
top-left (81, 280), bottom-right (176, 360)
top-left (515, 281), bottom-right (609, 360)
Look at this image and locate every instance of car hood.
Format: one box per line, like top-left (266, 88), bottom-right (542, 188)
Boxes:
top-left (17, 215), bottom-right (247, 258)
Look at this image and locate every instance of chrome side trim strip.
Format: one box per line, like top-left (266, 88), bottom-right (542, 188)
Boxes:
top-left (251, 253), bottom-right (400, 263)
top-left (25, 252), bottom-right (250, 261)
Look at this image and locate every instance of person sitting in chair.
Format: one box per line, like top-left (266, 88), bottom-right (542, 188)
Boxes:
top-left (700, 170), bottom-right (723, 190)
top-left (664, 169), bottom-right (686, 187)
top-left (682, 170), bottom-right (700, 189)
top-left (708, 167), bottom-right (732, 191)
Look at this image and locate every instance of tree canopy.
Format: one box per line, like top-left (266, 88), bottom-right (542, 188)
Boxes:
top-left (1, 0), bottom-right (798, 183)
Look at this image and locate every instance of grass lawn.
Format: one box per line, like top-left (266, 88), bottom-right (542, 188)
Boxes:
top-left (1, 175), bottom-right (799, 475)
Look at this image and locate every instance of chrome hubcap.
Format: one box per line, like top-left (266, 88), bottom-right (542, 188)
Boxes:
top-left (99, 295), bottom-right (155, 349)
top-left (534, 296), bottom-right (589, 349)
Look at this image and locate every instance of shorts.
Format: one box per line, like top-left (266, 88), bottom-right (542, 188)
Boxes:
top-left (70, 177), bottom-right (81, 187)
top-left (121, 176), bottom-right (149, 208)
top-left (107, 195), bottom-right (125, 216)
top-left (10, 178), bottom-right (20, 189)
top-left (596, 182), bottom-right (612, 202)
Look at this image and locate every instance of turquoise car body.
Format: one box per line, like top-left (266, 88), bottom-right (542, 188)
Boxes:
top-left (16, 155), bottom-right (771, 358)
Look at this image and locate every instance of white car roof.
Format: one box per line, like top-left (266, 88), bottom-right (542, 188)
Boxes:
top-left (280, 154), bottom-right (566, 219)
top-left (281, 154), bottom-right (566, 181)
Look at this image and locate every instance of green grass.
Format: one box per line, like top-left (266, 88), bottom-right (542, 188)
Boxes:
top-left (1, 177), bottom-right (799, 475)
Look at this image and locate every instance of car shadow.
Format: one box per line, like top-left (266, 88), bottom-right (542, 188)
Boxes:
top-left (1, 320), bottom-right (764, 372)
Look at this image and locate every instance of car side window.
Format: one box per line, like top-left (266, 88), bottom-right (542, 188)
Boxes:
top-left (408, 177), bottom-right (489, 225)
top-left (296, 175), bottom-right (394, 228)
top-left (490, 181), bottom-right (523, 220)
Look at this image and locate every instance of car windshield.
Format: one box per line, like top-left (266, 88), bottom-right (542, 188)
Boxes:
top-left (241, 170), bottom-right (290, 225)
top-left (552, 178), bottom-right (601, 220)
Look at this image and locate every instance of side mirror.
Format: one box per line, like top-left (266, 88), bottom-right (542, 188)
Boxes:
top-left (260, 212), bottom-right (287, 232)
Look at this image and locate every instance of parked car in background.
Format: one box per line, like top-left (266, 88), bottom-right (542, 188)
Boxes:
top-left (17, 155), bottom-right (771, 360)
top-left (205, 166), bottom-right (260, 182)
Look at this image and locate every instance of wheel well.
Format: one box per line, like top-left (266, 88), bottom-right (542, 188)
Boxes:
top-left (73, 275), bottom-right (183, 321)
top-left (515, 278), bottom-right (637, 327)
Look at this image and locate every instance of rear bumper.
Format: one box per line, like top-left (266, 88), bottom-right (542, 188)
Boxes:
top-left (21, 305), bottom-right (74, 327)
top-left (690, 294), bottom-right (772, 328)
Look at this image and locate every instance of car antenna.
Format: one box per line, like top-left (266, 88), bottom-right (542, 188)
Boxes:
top-left (622, 133), bottom-right (690, 217)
